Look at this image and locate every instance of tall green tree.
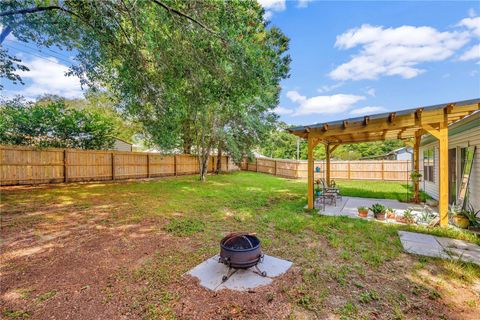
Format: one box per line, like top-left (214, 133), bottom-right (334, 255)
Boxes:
top-left (0, 98), bottom-right (118, 149)
top-left (1, 0), bottom-right (290, 181)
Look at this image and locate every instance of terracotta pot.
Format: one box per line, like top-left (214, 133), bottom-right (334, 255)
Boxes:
top-left (358, 209), bottom-right (368, 218)
top-left (374, 212), bottom-right (386, 221)
top-left (454, 215), bottom-right (470, 229)
top-left (387, 212), bottom-right (396, 219)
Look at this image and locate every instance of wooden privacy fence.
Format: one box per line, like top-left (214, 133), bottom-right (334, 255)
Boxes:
top-left (241, 157), bottom-right (412, 181)
top-left (0, 145), bottom-right (239, 186)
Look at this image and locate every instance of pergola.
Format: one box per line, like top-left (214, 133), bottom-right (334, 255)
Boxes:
top-left (288, 98), bottom-right (480, 226)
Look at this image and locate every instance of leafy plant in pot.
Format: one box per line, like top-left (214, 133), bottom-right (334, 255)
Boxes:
top-left (449, 204), bottom-right (469, 229)
top-left (458, 205), bottom-right (480, 230)
top-left (357, 206), bottom-right (369, 218)
top-left (385, 207), bottom-right (396, 219)
top-left (401, 209), bottom-right (416, 224)
top-left (369, 203), bottom-right (386, 220)
top-left (410, 171), bottom-right (422, 182)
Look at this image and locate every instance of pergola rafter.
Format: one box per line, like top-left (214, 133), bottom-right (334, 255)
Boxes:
top-left (288, 98), bottom-right (480, 227)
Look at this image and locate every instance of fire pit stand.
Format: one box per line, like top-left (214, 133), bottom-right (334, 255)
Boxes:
top-left (218, 233), bottom-right (267, 282)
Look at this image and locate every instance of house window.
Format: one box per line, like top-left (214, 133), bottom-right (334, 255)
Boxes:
top-left (423, 148), bottom-right (435, 182)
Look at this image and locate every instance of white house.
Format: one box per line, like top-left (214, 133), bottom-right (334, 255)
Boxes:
top-left (420, 111), bottom-right (480, 210)
top-left (361, 147), bottom-right (413, 161)
top-left (112, 138), bottom-right (133, 152)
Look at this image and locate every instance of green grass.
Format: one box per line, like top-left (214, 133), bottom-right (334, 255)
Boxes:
top-left (2, 171), bottom-right (479, 319)
top-left (335, 179), bottom-right (430, 202)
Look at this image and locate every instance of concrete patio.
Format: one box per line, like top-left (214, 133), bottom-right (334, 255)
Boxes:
top-left (315, 196), bottom-right (437, 221)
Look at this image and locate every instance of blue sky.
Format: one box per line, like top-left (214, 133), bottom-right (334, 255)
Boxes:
top-left (1, 1), bottom-right (479, 127)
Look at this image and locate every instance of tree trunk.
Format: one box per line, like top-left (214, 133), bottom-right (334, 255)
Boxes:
top-left (216, 146), bottom-right (222, 174)
top-left (198, 152), bottom-right (209, 181)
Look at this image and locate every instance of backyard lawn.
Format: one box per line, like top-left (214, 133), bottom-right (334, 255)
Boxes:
top-left (1, 171), bottom-right (479, 319)
top-left (334, 179), bottom-right (429, 202)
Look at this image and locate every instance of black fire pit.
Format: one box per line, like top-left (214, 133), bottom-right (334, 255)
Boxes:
top-left (218, 233), bottom-right (266, 282)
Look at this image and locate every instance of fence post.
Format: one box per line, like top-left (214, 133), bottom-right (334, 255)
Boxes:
top-left (111, 152), bottom-right (115, 180)
top-left (347, 161), bottom-right (351, 180)
top-left (256, 158), bottom-right (258, 172)
top-left (147, 154), bottom-right (150, 178)
top-left (63, 149), bottom-right (68, 183)
top-left (274, 159), bottom-right (277, 175)
top-left (174, 154), bottom-right (177, 176)
top-left (381, 160), bottom-right (385, 181)
top-left (226, 156), bottom-right (229, 172)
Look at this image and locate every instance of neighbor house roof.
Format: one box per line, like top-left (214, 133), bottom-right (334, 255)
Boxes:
top-left (288, 98), bottom-right (480, 144)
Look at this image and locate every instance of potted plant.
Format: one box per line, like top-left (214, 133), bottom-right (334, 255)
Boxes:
top-left (463, 205), bottom-right (480, 231)
top-left (386, 207), bottom-right (396, 219)
top-left (315, 185), bottom-right (321, 197)
top-left (357, 206), bottom-right (369, 218)
top-left (449, 204), bottom-right (469, 229)
top-left (402, 209), bottom-right (416, 224)
top-left (410, 171), bottom-right (422, 182)
top-left (369, 203), bottom-right (386, 220)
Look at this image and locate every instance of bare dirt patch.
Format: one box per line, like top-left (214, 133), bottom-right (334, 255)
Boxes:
top-left (1, 178), bottom-right (479, 320)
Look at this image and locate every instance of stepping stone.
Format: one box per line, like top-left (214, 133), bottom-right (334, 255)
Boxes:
top-left (436, 237), bottom-right (480, 265)
top-left (398, 231), bottom-right (480, 265)
top-left (187, 254), bottom-right (292, 291)
top-left (398, 231), bottom-right (449, 259)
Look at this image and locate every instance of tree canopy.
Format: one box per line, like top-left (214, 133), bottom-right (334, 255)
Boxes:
top-left (0, 98), bottom-right (118, 149)
top-left (1, 0), bottom-right (290, 180)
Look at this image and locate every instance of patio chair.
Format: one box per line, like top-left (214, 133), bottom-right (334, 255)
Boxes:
top-left (318, 181), bottom-right (337, 207)
top-left (320, 178), bottom-right (342, 202)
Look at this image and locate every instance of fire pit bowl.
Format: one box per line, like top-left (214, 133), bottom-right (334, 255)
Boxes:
top-left (219, 233), bottom-right (266, 281)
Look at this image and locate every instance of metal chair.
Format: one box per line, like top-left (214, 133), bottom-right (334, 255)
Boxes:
top-left (320, 178), bottom-right (342, 202)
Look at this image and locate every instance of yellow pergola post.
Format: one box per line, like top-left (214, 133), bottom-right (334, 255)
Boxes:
top-left (438, 123), bottom-right (449, 227)
top-left (422, 121), bottom-right (449, 226)
top-left (325, 143), bottom-right (331, 187)
top-left (307, 136), bottom-right (314, 209)
top-left (413, 131), bottom-right (421, 203)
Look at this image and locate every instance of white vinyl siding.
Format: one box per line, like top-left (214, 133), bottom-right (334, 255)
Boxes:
top-left (420, 125), bottom-right (480, 210)
top-left (420, 142), bottom-right (439, 200)
top-left (113, 139), bottom-right (132, 152)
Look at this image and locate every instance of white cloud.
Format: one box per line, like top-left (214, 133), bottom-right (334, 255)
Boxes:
top-left (469, 8), bottom-right (477, 18)
top-left (459, 44), bottom-right (480, 61)
top-left (286, 90), bottom-right (306, 103)
top-left (330, 24), bottom-right (470, 81)
top-left (259, 0), bottom-right (285, 19)
top-left (297, 0), bottom-right (312, 8)
top-left (458, 16), bottom-right (480, 37)
top-left (349, 106), bottom-right (386, 115)
top-left (259, 0), bottom-right (286, 11)
top-left (317, 82), bottom-right (343, 93)
top-left (273, 106), bottom-right (293, 115)
top-left (366, 88), bottom-right (376, 97)
top-left (5, 57), bottom-right (84, 100)
top-left (286, 90), bottom-right (365, 116)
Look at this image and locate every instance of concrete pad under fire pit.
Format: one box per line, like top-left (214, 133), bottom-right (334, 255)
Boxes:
top-left (187, 254), bottom-right (292, 291)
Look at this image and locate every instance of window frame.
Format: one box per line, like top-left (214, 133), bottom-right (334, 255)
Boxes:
top-left (423, 147), bottom-right (435, 183)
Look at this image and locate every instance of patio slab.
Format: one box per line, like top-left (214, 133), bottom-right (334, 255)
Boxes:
top-left (398, 231), bottom-right (449, 259)
top-left (316, 196), bottom-right (413, 219)
top-left (187, 254), bottom-right (292, 291)
top-left (398, 231), bottom-right (480, 265)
